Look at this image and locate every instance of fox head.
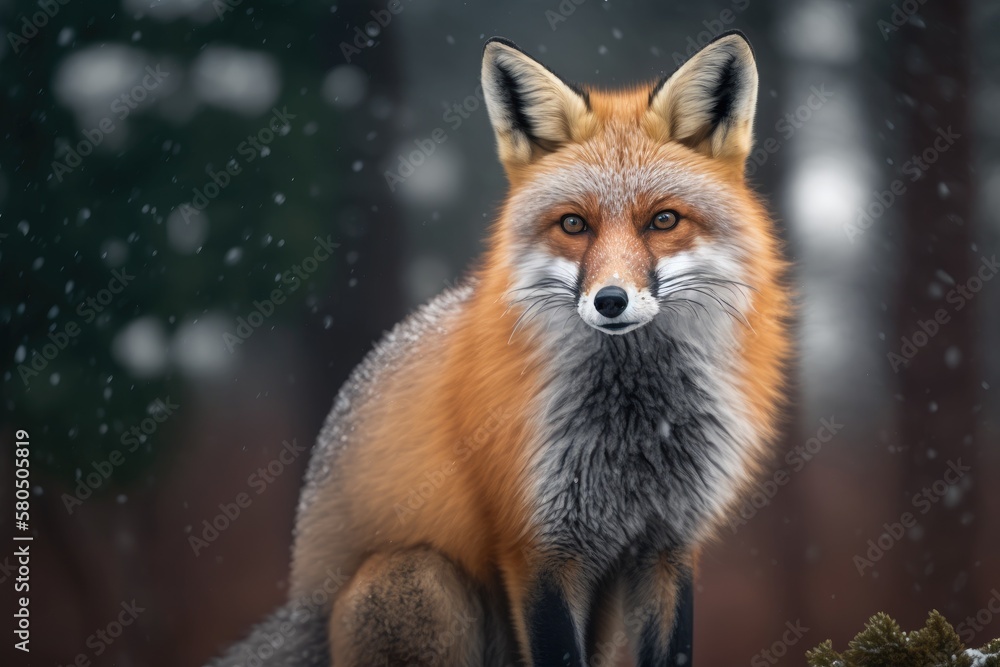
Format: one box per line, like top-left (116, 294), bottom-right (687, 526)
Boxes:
top-left (482, 33), bottom-right (778, 340)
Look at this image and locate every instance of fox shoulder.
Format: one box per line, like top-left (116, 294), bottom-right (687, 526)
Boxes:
top-left (290, 282), bottom-right (475, 581)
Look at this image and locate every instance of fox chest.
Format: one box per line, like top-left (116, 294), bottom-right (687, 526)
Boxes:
top-left (527, 335), bottom-right (751, 562)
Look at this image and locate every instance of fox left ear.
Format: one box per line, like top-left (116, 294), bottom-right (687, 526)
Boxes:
top-left (482, 37), bottom-right (597, 173)
top-left (646, 31), bottom-right (758, 171)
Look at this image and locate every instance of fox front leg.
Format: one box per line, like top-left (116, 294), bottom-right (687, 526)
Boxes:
top-left (623, 552), bottom-right (694, 667)
top-left (526, 575), bottom-right (585, 666)
top-left (506, 562), bottom-right (590, 667)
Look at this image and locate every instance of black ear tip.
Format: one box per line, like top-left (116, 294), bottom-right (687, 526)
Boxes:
top-left (483, 36), bottom-right (522, 55)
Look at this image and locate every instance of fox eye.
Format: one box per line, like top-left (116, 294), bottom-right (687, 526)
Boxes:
top-left (650, 210), bottom-right (680, 231)
top-left (560, 214), bottom-right (587, 234)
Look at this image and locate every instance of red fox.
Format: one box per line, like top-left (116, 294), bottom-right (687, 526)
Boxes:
top-left (211, 31), bottom-right (789, 667)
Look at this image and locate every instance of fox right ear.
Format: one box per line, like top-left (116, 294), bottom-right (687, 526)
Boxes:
top-left (645, 31), bottom-right (758, 172)
top-left (481, 37), bottom-right (596, 173)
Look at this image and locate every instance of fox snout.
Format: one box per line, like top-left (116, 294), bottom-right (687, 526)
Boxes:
top-left (577, 278), bottom-right (661, 335)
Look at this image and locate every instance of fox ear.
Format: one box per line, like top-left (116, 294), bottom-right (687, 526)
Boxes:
top-left (646, 31), bottom-right (758, 170)
top-left (482, 37), bottom-right (596, 171)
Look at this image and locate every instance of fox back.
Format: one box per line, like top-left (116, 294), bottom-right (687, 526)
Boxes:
top-left (262, 32), bottom-right (788, 667)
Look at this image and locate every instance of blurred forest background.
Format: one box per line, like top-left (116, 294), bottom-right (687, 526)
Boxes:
top-left (1, 0), bottom-right (999, 665)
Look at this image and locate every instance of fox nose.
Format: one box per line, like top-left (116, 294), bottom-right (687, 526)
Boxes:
top-left (593, 286), bottom-right (629, 319)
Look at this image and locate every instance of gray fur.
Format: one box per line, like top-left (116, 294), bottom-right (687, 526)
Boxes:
top-left (205, 599), bottom-right (330, 667)
top-left (532, 317), bottom-right (751, 577)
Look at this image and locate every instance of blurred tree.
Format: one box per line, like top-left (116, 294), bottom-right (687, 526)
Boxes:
top-left (889, 0), bottom-right (979, 621)
top-left (1, 0), bottom-right (349, 482)
top-left (0, 1), bottom-right (406, 664)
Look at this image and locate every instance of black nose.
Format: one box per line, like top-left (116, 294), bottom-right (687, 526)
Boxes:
top-left (593, 286), bottom-right (628, 319)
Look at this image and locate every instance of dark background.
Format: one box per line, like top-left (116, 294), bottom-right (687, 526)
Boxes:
top-left (2, 0), bottom-right (999, 664)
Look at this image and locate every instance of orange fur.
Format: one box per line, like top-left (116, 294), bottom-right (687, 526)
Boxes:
top-left (293, 37), bottom-right (791, 665)
top-left (300, 81), bottom-right (788, 604)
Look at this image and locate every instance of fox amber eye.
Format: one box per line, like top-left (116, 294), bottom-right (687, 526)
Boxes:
top-left (560, 214), bottom-right (587, 234)
top-left (650, 210), bottom-right (680, 231)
